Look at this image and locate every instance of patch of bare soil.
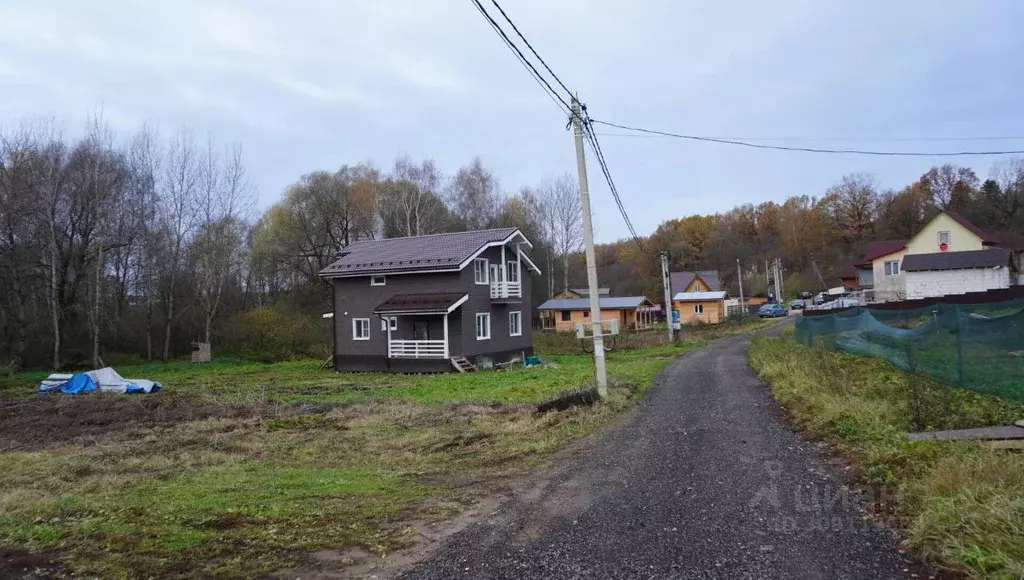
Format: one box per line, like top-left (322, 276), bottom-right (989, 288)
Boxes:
top-left (0, 548), bottom-right (66, 580)
top-left (0, 395), bottom-right (349, 452)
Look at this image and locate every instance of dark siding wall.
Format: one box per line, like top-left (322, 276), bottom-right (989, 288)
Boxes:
top-left (459, 246), bottom-right (534, 358)
top-left (333, 271), bottom-right (463, 358)
top-left (331, 242), bottom-right (535, 363)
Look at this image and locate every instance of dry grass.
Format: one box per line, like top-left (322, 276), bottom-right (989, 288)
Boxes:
top-left (0, 343), bottom-right (685, 578)
top-left (749, 334), bottom-right (1024, 579)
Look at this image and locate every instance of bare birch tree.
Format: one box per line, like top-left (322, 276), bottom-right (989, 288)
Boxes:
top-left (539, 174), bottom-right (581, 292)
top-left (160, 128), bottom-right (202, 360)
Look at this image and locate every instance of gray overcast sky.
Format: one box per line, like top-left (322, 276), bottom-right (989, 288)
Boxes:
top-left (3, 0), bottom-right (1024, 242)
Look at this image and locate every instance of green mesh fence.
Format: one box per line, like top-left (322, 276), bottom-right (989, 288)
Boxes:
top-left (796, 299), bottom-right (1024, 403)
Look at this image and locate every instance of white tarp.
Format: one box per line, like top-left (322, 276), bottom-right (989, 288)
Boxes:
top-left (38, 367), bottom-right (162, 394)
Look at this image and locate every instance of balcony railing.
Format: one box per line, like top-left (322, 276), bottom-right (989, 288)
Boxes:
top-left (490, 280), bottom-right (522, 299)
top-left (388, 340), bottom-right (447, 359)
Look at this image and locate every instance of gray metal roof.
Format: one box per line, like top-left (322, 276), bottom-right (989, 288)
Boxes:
top-left (670, 270), bottom-right (720, 292)
top-left (902, 248), bottom-right (1012, 272)
top-left (673, 291), bottom-right (727, 301)
top-left (319, 228), bottom-right (521, 278)
top-left (536, 296), bottom-right (651, 310)
top-left (373, 292), bottom-right (467, 314)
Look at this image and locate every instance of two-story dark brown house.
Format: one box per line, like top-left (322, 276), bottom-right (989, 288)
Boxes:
top-left (318, 228), bottom-right (539, 372)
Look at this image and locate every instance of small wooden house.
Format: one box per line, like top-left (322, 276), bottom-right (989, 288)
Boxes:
top-left (672, 291), bottom-right (728, 325)
top-left (537, 296), bottom-right (655, 332)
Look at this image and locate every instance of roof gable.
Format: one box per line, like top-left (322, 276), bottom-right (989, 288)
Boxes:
top-left (319, 228), bottom-right (535, 278)
top-left (943, 211), bottom-right (1000, 245)
top-left (670, 270), bottom-right (720, 292)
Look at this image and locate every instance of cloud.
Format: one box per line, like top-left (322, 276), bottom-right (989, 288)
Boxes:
top-left (2, 0), bottom-right (1023, 241)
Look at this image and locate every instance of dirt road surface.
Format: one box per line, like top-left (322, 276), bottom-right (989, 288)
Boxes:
top-left (399, 327), bottom-right (909, 579)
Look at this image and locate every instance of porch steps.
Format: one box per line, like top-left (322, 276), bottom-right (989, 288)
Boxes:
top-left (451, 357), bottom-right (476, 373)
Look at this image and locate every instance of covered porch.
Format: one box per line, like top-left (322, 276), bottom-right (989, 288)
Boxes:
top-left (374, 292), bottom-right (468, 360)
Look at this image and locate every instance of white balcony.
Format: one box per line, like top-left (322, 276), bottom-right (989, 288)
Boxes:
top-left (490, 280), bottom-right (522, 299)
top-left (388, 339), bottom-right (447, 359)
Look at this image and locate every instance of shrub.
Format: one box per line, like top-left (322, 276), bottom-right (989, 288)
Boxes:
top-left (222, 307), bottom-right (328, 362)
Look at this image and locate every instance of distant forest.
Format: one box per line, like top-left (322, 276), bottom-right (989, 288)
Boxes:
top-left (2, 115), bottom-right (1022, 369)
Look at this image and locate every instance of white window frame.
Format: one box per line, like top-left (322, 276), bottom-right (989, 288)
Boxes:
top-left (506, 261), bottom-right (520, 283)
top-left (352, 318), bottom-right (370, 341)
top-left (380, 316), bottom-right (398, 331)
top-left (938, 231), bottom-right (950, 245)
top-left (473, 258), bottom-right (490, 285)
top-left (884, 260), bottom-right (900, 276)
top-left (694, 304), bottom-right (704, 314)
top-left (509, 311), bottom-right (522, 337)
top-left (475, 312), bottom-right (491, 340)
top-left (370, 275), bottom-right (386, 286)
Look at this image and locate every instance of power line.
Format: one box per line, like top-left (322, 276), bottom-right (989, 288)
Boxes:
top-left (469, 0), bottom-right (570, 115)
top-left (593, 132), bottom-right (1024, 143)
top-left (591, 120), bottom-right (1024, 156)
top-left (580, 112), bottom-right (653, 258)
top-left (487, 0), bottom-right (573, 97)
top-left (469, 1), bottom-right (651, 258)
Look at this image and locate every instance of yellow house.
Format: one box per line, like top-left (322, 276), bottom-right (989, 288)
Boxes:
top-left (869, 211), bottom-right (1011, 301)
top-left (906, 211), bottom-right (998, 254)
top-left (672, 291), bottom-right (728, 325)
top-left (537, 296), bottom-right (654, 332)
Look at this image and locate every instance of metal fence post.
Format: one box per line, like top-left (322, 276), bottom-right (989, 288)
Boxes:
top-left (955, 304), bottom-right (965, 386)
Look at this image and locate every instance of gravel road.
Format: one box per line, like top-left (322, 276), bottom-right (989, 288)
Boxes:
top-left (401, 326), bottom-right (909, 579)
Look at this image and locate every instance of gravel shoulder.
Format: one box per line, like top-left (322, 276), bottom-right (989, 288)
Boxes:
top-left (399, 322), bottom-right (909, 579)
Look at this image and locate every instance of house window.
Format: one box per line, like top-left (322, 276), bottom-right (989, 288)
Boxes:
top-left (560, 311), bottom-right (571, 321)
top-left (380, 316), bottom-right (398, 331)
top-left (509, 311), bottom-right (522, 336)
top-left (583, 310), bottom-right (590, 317)
top-left (884, 260), bottom-right (900, 276)
top-left (473, 259), bottom-right (489, 284)
top-left (370, 275), bottom-right (386, 286)
top-left (352, 318), bottom-right (370, 340)
top-left (475, 313), bottom-right (490, 340)
top-left (694, 304), bottom-right (704, 314)
top-left (938, 231), bottom-right (950, 246)
top-left (506, 261), bottom-right (520, 283)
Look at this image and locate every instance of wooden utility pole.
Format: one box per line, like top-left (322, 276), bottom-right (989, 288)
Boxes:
top-left (571, 98), bottom-right (607, 397)
top-left (662, 251), bottom-right (673, 340)
top-left (736, 258), bottom-right (745, 316)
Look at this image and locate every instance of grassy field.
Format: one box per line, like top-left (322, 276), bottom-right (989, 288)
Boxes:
top-left (749, 333), bottom-right (1024, 579)
top-left (0, 318), bottom-right (790, 579)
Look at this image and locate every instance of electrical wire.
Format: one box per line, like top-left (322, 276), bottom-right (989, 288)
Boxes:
top-left (593, 132), bottom-right (1024, 142)
top-left (580, 113), bottom-right (653, 258)
top-left (469, 0), bottom-right (652, 258)
top-left (487, 0), bottom-right (573, 97)
top-left (590, 120), bottom-right (1024, 156)
top-left (469, 0), bottom-right (570, 115)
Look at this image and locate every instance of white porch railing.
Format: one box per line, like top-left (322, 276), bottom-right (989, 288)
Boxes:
top-left (490, 280), bottom-right (522, 299)
top-left (388, 340), bottom-right (447, 358)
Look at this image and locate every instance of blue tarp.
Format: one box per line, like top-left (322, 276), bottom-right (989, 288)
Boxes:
top-left (38, 367), bottom-right (162, 395)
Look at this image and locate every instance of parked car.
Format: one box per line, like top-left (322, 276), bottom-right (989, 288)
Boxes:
top-left (758, 303), bottom-right (788, 318)
top-left (789, 299), bottom-right (805, 310)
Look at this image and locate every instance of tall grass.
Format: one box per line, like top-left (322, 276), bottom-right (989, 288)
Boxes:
top-left (749, 335), bottom-right (1024, 579)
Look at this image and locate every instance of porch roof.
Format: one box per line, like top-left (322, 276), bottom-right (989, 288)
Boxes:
top-left (373, 292), bottom-right (469, 315)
